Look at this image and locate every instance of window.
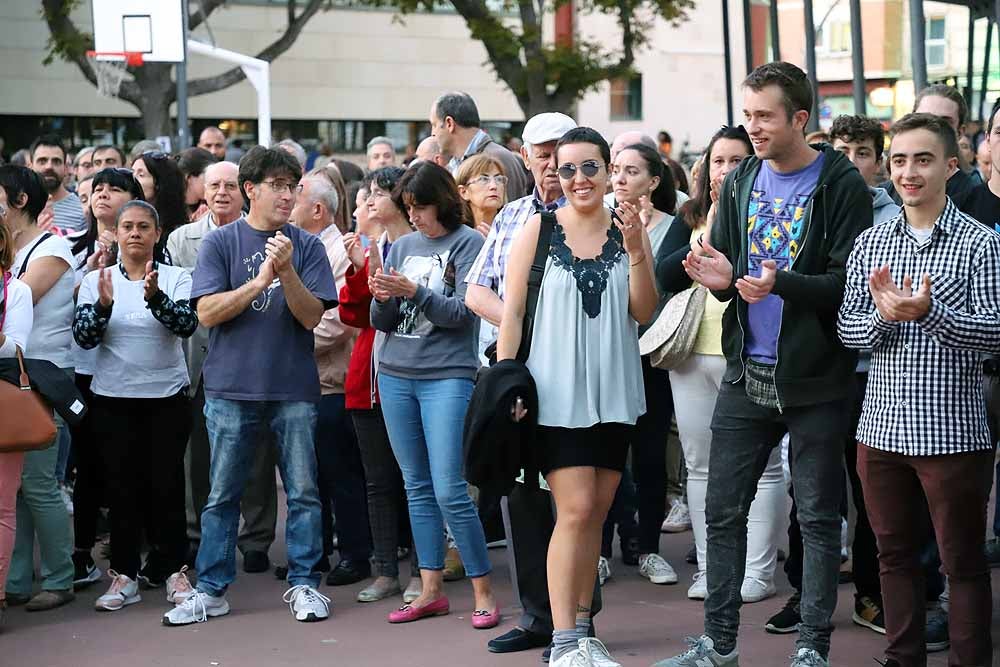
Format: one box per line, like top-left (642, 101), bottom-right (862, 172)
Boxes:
top-left (926, 18), bottom-right (947, 67)
top-left (610, 74), bottom-right (643, 121)
top-left (817, 21), bottom-right (852, 54)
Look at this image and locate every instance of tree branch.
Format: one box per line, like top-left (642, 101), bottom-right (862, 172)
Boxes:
top-left (189, 0), bottom-right (228, 32)
top-left (449, 0), bottom-right (530, 108)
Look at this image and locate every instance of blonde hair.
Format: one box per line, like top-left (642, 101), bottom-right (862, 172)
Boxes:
top-left (454, 154), bottom-right (507, 226)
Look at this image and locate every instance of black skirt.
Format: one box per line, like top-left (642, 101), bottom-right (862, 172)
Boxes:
top-left (535, 422), bottom-right (632, 476)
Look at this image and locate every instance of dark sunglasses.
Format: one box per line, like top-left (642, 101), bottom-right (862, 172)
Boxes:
top-left (557, 160), bottom-right (603, 180)
top-left (142, 150), bottom-right (169, 160)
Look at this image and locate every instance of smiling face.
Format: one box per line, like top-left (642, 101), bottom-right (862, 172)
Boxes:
top-left (244, 172), bottom-right (298, 229)
top-left (556, 141), bottom-right (609, 211)
top-left (889, 128), bottom-right (955, 209)
top-left (742, 84), bottom-right (808, 162)
top-left (115, 206), bottom-right (161, 263)
top-left (611, 148), bottom-right (659, 207)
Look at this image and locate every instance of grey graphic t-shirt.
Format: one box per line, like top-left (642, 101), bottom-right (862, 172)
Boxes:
top-left (191, 218), bottom-right (338, 402)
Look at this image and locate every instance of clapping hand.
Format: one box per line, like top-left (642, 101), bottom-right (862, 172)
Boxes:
top-left (343, 232), bottom-right (366, 271)
top-left (372, 268), bottom-right (418, 299)
top-left (869, 264), bottom-right (932, 321)
top-left (682, 238), bottom-right (734, 290)
top-left (613, 201), bottom-right (645, 257)
top-left (265, 231), bottom-right (293, 274)
top-left (368, 268), bottom-right (391, 302)
top-left (97, 264), bottom-right (114, 308)
top-left (142, 261), bottom-right (159, 302)
top-left (736, 260), bottom-right (777, 304)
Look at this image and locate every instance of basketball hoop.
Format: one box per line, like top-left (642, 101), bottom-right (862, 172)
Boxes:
top-left (86, 50), bottom-right (144, 98)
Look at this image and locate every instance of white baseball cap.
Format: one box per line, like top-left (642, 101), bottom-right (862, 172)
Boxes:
top-left (521, 112), bottom-right (577, 145)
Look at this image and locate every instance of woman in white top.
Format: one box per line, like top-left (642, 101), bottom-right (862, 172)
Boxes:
top-left (497, 128), bottom-right (658, 667)
top-left (0, 165), bottom-right (77, 612)
top-left (73, 200), bottom-right (197, 612)
top-left (0, 217), bottom-right (34, 627)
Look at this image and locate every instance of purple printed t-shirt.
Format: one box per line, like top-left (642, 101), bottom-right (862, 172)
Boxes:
top-left (190, 218), bottom-right (339, 402)
top-left (745, 153), bottom-right (824, 364)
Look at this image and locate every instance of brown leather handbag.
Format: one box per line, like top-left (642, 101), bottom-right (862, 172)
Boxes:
top-left (0, 346), bottom-right (57, 452)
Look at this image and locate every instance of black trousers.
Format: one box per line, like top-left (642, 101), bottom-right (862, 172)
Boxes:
top-left (71, 373), bottom-right (102, 552)
top-left (92, 391), bottom-right (191, 579)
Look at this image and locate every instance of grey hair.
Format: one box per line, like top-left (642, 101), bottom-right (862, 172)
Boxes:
top-left (275, 139), bottom-right (307, 168)
top-left (128, 139), bottom-right (163, 165)
top-left (115, 199), bottom-right (160, 229)
top-left (302, 175), bottom-right (340, 218)
top-left (366, 136), bottom-right (395, 154)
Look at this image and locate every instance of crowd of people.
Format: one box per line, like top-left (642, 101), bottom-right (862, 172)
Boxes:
top-left (0, 65), bottom-right (998, 667)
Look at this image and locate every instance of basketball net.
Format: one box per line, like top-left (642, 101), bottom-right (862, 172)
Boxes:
top-left (86, 52), bottom-right (141, 98)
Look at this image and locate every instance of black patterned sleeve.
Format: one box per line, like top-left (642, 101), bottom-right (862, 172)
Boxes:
top-left (72, 302), bottom-right (112, 349)
top-left (147, 290), bottom-right (198, 338)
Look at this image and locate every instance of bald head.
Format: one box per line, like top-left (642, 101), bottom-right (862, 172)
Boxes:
top-left (610, 131), bottom-right (657, 162)
top-left (204, 161), bottom-right (242, 224)
top-left (415, 136), bottom-right (447, 168)
top-left (198, 127), bottom-right (227, 160)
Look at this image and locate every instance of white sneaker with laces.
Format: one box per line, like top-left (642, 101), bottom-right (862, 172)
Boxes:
top-left (741, 577), bottom-right (776, 603)
top-left (638, 553), bottom-right (678, 585)
top-left (162, 591), bottom-right (230, 626)
top-left (687, 571), bottom-right (708, 600)
top-left (661, 499), bottom-right (692, 533)
top-left (283, 584), bottom-right (330, 622)
top-left (580, 637), bottom-right (621, 667)
top-left (95, 571), bottom-right (140, 611)
top-left (166, 566), bottom-right (195, 605)
top-left (789, 648), bottom-right (829, 667)
top-left (651, 635), bottom-right (740, 666)
top-left (550, 647), bottom-right (591, 667)
top-left (598, 556), bottom-right (611, 586)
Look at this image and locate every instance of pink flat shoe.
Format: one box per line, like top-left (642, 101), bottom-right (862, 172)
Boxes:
top-left (387, 596), bottom-right (450, 624)
top-left (472, 606), bottom-right (501, 629)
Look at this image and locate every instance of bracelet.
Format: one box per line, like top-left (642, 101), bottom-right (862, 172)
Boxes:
top-left (629, 254), bottom-right (646, 267)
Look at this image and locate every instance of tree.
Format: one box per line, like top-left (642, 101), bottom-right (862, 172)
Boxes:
top-left (361, 0), bottom-right (693, 116)
top-left (41, 0), bottom-right (328, 138)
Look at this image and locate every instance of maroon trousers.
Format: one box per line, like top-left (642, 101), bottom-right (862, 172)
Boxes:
top-left (857, 444), bottom-right (994, 667)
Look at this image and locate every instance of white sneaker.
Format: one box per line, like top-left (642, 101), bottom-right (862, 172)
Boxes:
top-left (687, 571), bottom-right (708, 600)
top-left (581, 637), bottom-right (621, 667)
top-left (598, 556), bottom-right (611, 586)
top-left (741, 577), bottom-right (776, 603)
top-left (789, 647), bottom-right (829, 667)
top-left (550, 647), bottom-right (591, 667)
top-left (661, 499), bottom-right (692, 533)
top-left (162, 591), bottom-right (230, 626)
top-left (638, 553), bottom-right (678, 585)
top-left (166, 566), bottom-right (195, 605)
top-left (283, 584), bottom-right (330, 622)
top-left (95, 571), bottom-right (141, 611)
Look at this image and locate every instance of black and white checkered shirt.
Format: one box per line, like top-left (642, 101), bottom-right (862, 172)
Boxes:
top-left (838, 198), bottom-right (1000, 456)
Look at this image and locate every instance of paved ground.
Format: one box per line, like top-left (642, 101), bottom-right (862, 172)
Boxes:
top-left (4, 503), bottom-right (999, 666)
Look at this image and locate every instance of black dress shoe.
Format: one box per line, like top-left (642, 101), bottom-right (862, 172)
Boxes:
top-left (326, 558), bottom-right (371, 586)
top-left (488, 627), bottom-right (551, 654)
top-left (243, 550), bottom-right (270, 573)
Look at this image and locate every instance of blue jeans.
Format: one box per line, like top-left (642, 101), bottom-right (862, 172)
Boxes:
top-left (196, 399), bottom-right (322, 596)
top-left (377, 373), bottom-right (491, 578)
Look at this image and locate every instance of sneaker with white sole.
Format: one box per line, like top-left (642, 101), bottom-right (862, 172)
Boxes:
top-left (789, 648), bottom-right (829, 667)
top-left (551, 646), bottom-right (591, 667)
top-left (166, 566), bottom-right (195, 605)
top-left (598, 556), bottom-right (612, 586)
top-left (581, 637), bottom-right (621, 667)
top-left (652, 635), bottom-right (740, 666)
top-left (639, 553), bottom-right (678, 585)
top-left (95, 571), bottom-right (141, 611)
top-left (661, 499), bottom-right (692, 533)
top-left (741, 577), bottom-right (776, 603)
top-left (162, 591), bottom-right (230, 626)
top-left (687, 571), bottom-right (707, 600)
top-left (283, 584), bottom-right (330, 622)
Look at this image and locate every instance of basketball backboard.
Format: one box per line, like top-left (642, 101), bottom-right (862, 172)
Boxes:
top-left (91, 0), bottom-right (185, 62)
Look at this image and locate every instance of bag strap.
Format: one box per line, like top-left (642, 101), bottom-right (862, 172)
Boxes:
top-left (516, 211), bottom-right (556, 362)
top-left (15, 346), bottom-right (30, 391)
top-left (0, 271), bottom-right (8, 332)
top-left (16, 233), bottom-right (53, 279)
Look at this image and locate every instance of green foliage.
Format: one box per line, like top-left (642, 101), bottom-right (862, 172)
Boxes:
top-left (40, 0), bottom-right (90, 66)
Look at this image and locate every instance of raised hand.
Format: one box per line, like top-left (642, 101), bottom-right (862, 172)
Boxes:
top-left (142, 260), bottom-right (159, 302)
top-left (368, 268), bottom-right (391, 302)
top-left (736, 259), bottom-right (777, 304)
top-left (254, 257), bottom-right (276, 291)
top-left (638, 194), bottom-right (655, 228)
top-left (367, 244), bottom-right (383, 278)
top-left (682, 238), bottom-right (734, 291)
top-left (869, 265), bottom-right (932, 321)
top-left (97, 266), bottom-right (114, 308)
top-left (86, 244), bottom-right (107, 272)
top-left (343, 232), bottom-right (365, 270)
top-left (614, 201), bottom-right (645, 257)
top-left (265, 230), bottom-right (294, 274)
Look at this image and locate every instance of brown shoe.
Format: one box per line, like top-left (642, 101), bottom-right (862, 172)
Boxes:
top-left (25, 589), bottom-right (75, 612)
top-left (443, 546), bottom-right (465, 582)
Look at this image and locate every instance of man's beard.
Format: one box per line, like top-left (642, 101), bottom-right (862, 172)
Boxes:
top-left (41, 171), bottom-right (61, 193)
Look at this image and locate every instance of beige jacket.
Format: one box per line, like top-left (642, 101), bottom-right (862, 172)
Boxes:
top-left (314, 224), bottom-right (357, 395)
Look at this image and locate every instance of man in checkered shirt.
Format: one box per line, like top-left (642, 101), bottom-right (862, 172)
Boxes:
top-left (838, 113), bottom-right (1000, 667)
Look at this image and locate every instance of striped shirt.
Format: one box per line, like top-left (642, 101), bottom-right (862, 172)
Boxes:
top-left (837, 198), bottom-right (1000, 456)
top-left (52, 193), bottom-right (87, 234)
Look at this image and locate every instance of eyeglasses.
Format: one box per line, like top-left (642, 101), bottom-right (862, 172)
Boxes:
top-left (260, 179), bottom-right (300, 194)
top-left (557, 160), bottom-right (603, 180)
top-left (467, 174), bottom-right (508, 187)
top-left (367, 188), bottom-right (391, 200)
top-left (205, 181), bottom-right (240, 192)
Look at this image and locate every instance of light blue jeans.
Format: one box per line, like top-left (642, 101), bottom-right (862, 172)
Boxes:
top-left (377, 373), bottom-right (491, 578)
top-left (195, 399), bottom-right (322, 596)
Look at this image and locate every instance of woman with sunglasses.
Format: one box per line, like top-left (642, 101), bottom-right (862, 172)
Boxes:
top-left (455, 154), bottom-right (507, 238)
top-left (369, 162), bottom-right (499, 629)
top-left (496, 127), bottom-right (657, 667)
top-left (656, 125), bottom-right (784, 604)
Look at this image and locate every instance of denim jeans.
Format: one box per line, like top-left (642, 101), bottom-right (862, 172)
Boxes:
top-left (377, 373), bottom-right (491, 578)
top-left (704, 381), bottom-right (844, 659)
top-left (196, 399), bottom-right (323, 596)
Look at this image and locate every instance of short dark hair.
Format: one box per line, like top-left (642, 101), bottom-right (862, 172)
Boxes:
top-left (393, 162), bottom-right (467, 230)
top-left (238, 146), bottom-right (302, 202)
top-left (177, 147), bottom-right (217, 178)
top-left (93, 144), bottom-right (125, 164)
top-left (29, 134), bottom-right (66, 161)
top-left (987, 97), bottom-right (1000, 135)
top-left (0, 165), bottom-right (48, 220)
top-left (890, 113), bottom-right (960, 160)
top-left (658, 131), bottom-right (673, 144)
top-left (914, 84), bottom-right (968, 128)
top-left (743, 61), bottom-right (814, 120)
top-left (555, 127), bottom-right (612, 166)
top-left (434, 92), bottom-right (481, 129)
top-left (830, 115), bottom-right (886, 162)
top-left (369, 165), bottom-right (407, 221)
top-left (620, 143), bottom-right (677, 215)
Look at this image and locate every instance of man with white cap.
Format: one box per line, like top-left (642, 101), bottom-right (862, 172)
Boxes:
top-left (466, 112), bottom-right (604, 662)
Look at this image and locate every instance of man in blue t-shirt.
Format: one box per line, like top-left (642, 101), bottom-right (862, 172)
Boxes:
top-left (163, 147), bottom-right (339, 627)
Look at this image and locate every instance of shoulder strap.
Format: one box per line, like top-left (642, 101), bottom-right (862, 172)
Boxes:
top-left (16, 232), bottom-right (53, 279)
top-left (0, 271), bottom-right (9, 333)
top-left (516, 211), bottom-right (556, 362)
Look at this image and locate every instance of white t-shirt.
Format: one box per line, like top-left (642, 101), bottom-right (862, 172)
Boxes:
top-left (78, 263), bottom-right (192, 398)
top-left (12, 233), bottom-right (75, 368)
top-left (0, 276), bottom-right (33, 358)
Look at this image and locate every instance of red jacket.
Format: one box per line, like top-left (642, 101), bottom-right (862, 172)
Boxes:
top-left (339, 259), bottom-right (380, 410)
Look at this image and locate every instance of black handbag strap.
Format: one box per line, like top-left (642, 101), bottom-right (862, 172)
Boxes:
top-left (516, 211), bottom-right (556, 362)
top-left (16, 233), bottom-right (53, 279)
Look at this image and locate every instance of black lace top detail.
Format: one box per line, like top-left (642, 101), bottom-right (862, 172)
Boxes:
top-left (549, 222), bottom-right (626, 319)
